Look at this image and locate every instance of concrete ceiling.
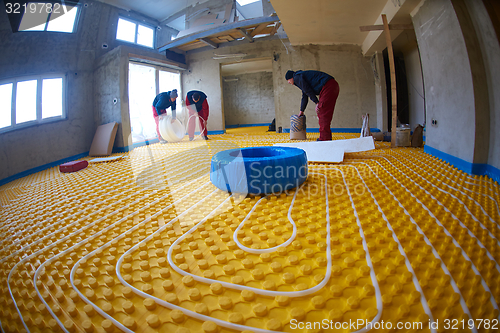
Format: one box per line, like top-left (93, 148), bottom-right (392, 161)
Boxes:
top-left (97, 0), bottom-right (421, 55)
top-left (270, 0), bottom-right (390, 45)
top-left (96, 0), bottom-right (209, 23)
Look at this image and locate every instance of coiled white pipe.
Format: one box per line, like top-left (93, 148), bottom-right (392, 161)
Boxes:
top-left (15, 175), bottom-right (209, 333)
top-left (117, 172), bottom-right (383, 333)
top-left (342, 157), bottom-right (499, 323)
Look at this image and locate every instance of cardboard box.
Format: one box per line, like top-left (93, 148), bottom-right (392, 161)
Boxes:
top-left (89, 122), bottom-right (118, 156)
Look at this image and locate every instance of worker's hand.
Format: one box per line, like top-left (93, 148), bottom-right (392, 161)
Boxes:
top-left (315, 104), bottom-right (320, 113)
top-left (171, 117), bottom-right (176, 124)
top-left (298, 111), bottom-right (304, 117)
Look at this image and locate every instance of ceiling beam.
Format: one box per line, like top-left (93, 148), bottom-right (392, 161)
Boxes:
top-left (160, 8), bottom-right (186, 25)
top-left (270, 22), bottom-right (281, 36)
top-left (359, 24), bottom-right (413, 32)
top-left (200, 38), bottom-right (219, 49)
top-left (158, 15), bottom-right (280, 52)
top-left (360, 0), bottom-right (422, 55)
top-left (237, 28), bottom-right (254, 42)
top-left (250, 23), bottom-right (269, 37)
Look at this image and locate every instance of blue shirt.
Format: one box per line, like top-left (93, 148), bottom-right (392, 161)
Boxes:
top-left (153, 91), bottom-right (177, 118)
top-left (292, 70), bottom-right (334, 111)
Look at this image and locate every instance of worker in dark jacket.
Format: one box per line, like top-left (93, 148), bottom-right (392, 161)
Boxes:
top-left (186, 90), bottom-right (209, 140)
top-left (285, 70), bottom-right (340, 141)
top-left (152, 89), bottom-right (178, 143)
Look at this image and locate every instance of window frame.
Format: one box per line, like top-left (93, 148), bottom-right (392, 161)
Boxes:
top-left (116, 17), bottom-right (155, 49)
top-left (0, 73), bottom-right (67, 134)
top-left (18, 2), bottom-right (81, 33)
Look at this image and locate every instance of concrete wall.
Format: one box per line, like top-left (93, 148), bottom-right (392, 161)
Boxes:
top-left (412, 0), bottom-right (478, 163)
top-left (0, 1), bottom-right (99, 181)
top-left (463, 0), bottom-right (500, 170)
top-left (222, 71), bottom-right (275, 126)
top-left (183, 39), bottom-right (377, 133)
top-left (373, 52), bottom-right (388, 132)
top-left (0, 0), bottom-right (173, 181)
top-left (94, 47), bottom-right (125, 146)
top-left (411, 0), bottom-right (500, 170)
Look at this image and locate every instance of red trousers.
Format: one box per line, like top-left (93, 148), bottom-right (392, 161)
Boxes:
top-left (152, 106), bottom-right (165, 140)
top-left (317, 78), bottom-right (340, 141)
top-left (186, 99), bottom-right (209, 138)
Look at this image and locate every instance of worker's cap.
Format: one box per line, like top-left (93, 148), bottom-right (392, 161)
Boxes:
top-left (170, 89), bottom-right (178, 99)
top-left (285, 70), bottom-right (295, 80)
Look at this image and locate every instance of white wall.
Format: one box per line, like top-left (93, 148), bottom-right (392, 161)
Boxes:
top-left (182, 39), bottom-right (378, 133)
top-left (412, 0), bottom-right (476, 163)
top-left (223, 71), bottom-right (275, 126)
top-left (464, 0), bottom-right (500, 170)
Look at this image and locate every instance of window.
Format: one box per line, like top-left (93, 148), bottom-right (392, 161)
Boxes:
top-left (0, 84), bottom-right (13, 128)
top-left (18, 3), bottom-right (79, 33)
top-left (128, 62), bottom-right (181, 143)
top-left (117, 18), bottom-right (154, 48)
top-left (0, 75), bottom-right (66, 133)
top-left (236, 0), bottom-right (260, 6)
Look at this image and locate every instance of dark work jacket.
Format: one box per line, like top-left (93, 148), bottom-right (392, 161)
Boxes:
top-left (153, 91), bottom-right (177, 118)
top-left (293, 70), bottom-right (334, 111)
top-left (186, 90), bottom-right (207, 112)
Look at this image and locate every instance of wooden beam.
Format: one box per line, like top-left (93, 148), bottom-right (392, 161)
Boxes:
top-left (158, 15), bottom-right (279, 52)
top-left (220, 35), bottom-right (235, 41)
top-left (382, 14), bottom-right (398, 148)
top-left (200, 37), bottom-right (218, 49)
top-left (250, 23), bottom-right (269, 37)
top-left (270, 22), bottom-right (281, 36)
top-left (359, 24), bottom-right (413, 32)
top-left (237, 27), bottom-right (254, 42)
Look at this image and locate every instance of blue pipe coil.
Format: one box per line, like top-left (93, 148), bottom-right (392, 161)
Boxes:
top-left (210, 146), bottom-right (308, 195)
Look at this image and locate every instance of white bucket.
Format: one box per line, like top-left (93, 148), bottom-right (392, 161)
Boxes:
top-left (396, 127), bottom-right (411, 147)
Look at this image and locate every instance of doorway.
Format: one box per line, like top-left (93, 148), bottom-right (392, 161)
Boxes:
top-left (221, 58), bottom-right (275, 128)
top-left (383, 30), bottom-right (425, 132)
top-left (128, 62), bottom-right (182, 143)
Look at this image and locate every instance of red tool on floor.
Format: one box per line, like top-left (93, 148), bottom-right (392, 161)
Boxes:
top-left (59, 160), bottom-right (89, 173)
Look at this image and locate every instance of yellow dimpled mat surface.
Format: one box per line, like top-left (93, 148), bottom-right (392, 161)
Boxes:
top-left (0, 128), bottom-right (499, 333)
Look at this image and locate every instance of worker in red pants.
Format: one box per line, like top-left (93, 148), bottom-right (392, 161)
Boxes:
top-left (186, 90), bottom-right (210, 140)
top-left (285, 70), bottom-right (340, 141)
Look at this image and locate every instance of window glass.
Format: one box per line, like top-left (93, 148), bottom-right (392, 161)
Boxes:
top-left (137, 24), bottom-right (154, 48)
top-left (128, 63), bottom-right (156, 142)
top-left (19, 4), bottom-right (48, 31)
top-left (16, 80), bottom-right (38, 124)
top-left (0, 84), bottom-right (13, 128)
top-left (159, 70), bottom-right (182, 118)
top-left (42, 78), bottom-right (63, 119)
top-left (47, 5), bottom-right (78, 33)
top-left (236, 0), bottom-right (259, 5)
top-left (116, 18), bottom-right (136, 43)
top-left (19, 3), bottom-right (79, 33)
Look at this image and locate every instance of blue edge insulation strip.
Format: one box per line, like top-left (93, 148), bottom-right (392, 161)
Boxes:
top-left (424, 145), bottom-right (500, 183)
top-left (2, 128), bottom-right (499, 187)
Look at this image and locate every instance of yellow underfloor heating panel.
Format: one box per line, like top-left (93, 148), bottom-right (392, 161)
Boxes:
top-left (0, 128), bottom-right (499, 333)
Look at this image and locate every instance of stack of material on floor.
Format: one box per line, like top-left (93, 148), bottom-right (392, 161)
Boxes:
top-left (89, 122), bottom-right (118, 156)
top-left (59, 160), bottom-right (88, 173)
top-left (275, 136), bottom-right (375, 163)
top-left (360, 113), bottom-right (371, 137)
top-left (290, 115), bottom-right (306, 140)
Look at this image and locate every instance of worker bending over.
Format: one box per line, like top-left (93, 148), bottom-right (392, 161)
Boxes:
top-left (285, 70), bottom-right (340, 141)
top-left (152, 89), bottom-right (178, 143)
top-left (186, 90), bottom-right (210, 140)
